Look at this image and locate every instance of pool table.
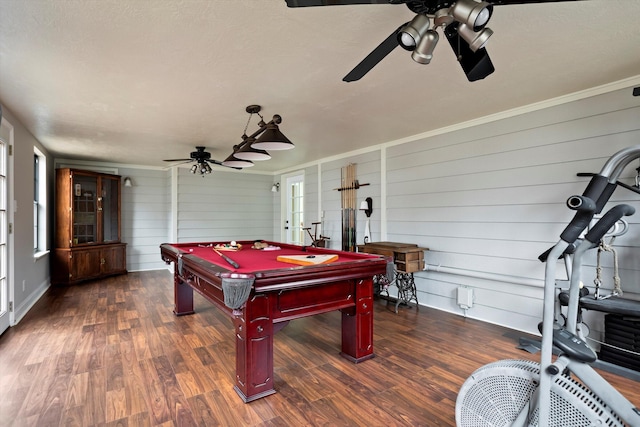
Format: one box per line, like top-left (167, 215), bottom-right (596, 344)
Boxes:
top-left (160, 240), bottom-right (388, 402)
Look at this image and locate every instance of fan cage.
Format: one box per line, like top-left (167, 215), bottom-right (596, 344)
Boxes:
top-left (455, 359), bottom-right (625, 427)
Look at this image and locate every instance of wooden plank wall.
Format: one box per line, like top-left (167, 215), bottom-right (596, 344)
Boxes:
top-left (319, 150), bottom-right (381, 250)
top-left (176, 168), bottom-right (275, 243)
top-left (119, 167), bottom-right (170, 272)
top-left (302, 165), bottom-right (320, 245)
top-left (384, 85), bottom-right (640, 337)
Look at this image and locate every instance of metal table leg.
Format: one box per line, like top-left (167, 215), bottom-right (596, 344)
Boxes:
top-left (373, 273), bottom-right (393, 298)
top-left (394, 272), bottom-right (419, 313)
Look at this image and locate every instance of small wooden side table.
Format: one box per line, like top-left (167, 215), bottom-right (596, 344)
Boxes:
top-left (357, 242), bottom-right (428, 312)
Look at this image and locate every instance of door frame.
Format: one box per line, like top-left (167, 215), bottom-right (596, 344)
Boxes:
top-left (278, 170), bottom-right (305, 244)
top-left (0, 115), bottom-right (14, 333)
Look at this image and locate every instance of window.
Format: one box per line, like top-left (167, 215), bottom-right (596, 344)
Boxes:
top-left (34, 148), bottom-right (46, 254)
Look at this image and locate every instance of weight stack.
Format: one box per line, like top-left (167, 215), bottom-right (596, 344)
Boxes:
top-left (599, 314), bottom-right (640, 372)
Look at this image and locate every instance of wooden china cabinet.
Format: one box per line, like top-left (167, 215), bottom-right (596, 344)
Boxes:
top-left (52, 168), bottom-right (127, 285)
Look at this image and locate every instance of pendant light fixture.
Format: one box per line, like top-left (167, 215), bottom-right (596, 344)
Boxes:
top-left (222, 154), bottom-right (254, 168)
top-left (252, 116), bottom-right (295, 151)
top-left (233, 136), bottom-right (271, 161)
top-left (223, 105), bottom-right (295, 168)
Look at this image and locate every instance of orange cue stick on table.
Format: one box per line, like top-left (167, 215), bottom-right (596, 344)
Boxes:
top-left (213, 248), bottom-right (240, 268)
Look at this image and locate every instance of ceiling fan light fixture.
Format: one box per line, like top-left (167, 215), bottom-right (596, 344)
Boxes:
top-left (397, 14), bottom-right (431, 51)
top-left (411, 29), bottom-right (439, 64)
top-left (252, 123), bottom-right (295, 150)
top-left (434, 8), bottom-right (454, 28)
top-left (450, 0), bottom-right (493, 31)
top-left (190, 165), bottom-right (198, 174)
top-left (444, 23), bottom-right (495, 81)
top-left (222, 154), bottom-right (254, 168)
top-left (458, 24), bottom-right (493, 52)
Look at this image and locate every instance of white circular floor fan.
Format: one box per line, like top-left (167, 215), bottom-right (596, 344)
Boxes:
top-left (455, 359), bottom-right (625, 427)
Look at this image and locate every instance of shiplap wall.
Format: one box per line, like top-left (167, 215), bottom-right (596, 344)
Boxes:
top-left (292, 83), bottom-right (640, 338)
top-left (68, 165), bottom-right (275, 272)
top-left (302, 165), bottom-right (320, 246)
top-left (119, 167), bottom-right (170, 272)
top-left (382, 85), bottom-right (640, 336)
top-left (176, 168), bottom-right (275, 243)
top-left (317, 151), bottom-right (382, 250)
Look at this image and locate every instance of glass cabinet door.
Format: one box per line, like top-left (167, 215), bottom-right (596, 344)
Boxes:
top-left (101, 176), bottom-right (120, 243)
top-left (72, 174), bottom-right (98, 244)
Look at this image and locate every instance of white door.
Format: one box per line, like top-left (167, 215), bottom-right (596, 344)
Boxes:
top-left (284, 173), bottom-right (304, 245)
top-left (0, 116), bottom-right (12, 334)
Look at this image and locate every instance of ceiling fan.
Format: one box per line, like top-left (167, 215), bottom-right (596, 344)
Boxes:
top-left (163, 146), bottom-right (240, 175)
top-left (284, 0), bottom-right (581, 82)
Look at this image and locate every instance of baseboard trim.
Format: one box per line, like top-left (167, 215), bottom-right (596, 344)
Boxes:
top-left (12, 279), bottom-right (50, 326)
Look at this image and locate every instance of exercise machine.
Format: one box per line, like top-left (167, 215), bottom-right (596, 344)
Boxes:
top-left (456, 145), bottom-right (640, 426)
top-left (304, 221), bottom-right (330, 247)
top-left (556, 216), bottom-right (640, 339)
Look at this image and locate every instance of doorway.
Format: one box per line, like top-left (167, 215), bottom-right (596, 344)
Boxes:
top-left (282, 172), bottom-right (304, 245)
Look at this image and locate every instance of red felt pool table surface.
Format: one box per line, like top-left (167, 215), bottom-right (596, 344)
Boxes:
top-left (160, 240), bottom-right (388, 403)
top-left (165, 240), bottom-right (378, 274)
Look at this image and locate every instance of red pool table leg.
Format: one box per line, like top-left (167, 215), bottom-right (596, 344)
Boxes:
top-left (340, 278), bottom-right (375, 362)
top-left (173, 275), bottom-right (195, 316)
top-left (233, 293), bottom-right (276, 402)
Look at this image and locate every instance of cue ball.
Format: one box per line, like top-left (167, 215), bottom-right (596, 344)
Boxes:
top-left (189, 248), bottom-right (193, 252)
top-left (230, 241), bottom-right (237, 246)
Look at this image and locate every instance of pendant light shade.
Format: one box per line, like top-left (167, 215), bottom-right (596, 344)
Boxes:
top-left (211, 106), bottom-right (294, 173)
top-left (222, 154), bottom-right (254, 168)
top-left (251, 122), bottom-right (295, 151)
top-left (232, 136), bottom-right (271, 161)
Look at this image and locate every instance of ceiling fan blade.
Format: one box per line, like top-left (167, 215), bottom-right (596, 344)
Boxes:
top-left (444, 23), bottom-right (494, 82)
top-left (343, 25), bottom-right (403, 82)
top-left (164, 160), bottom-right (195, 168)
top-left (208, 159), bottom-right (242, 170)
top-left (285, 0), bottom-right (393, 7)
top-left (163, 158), bottom-right (192, 162)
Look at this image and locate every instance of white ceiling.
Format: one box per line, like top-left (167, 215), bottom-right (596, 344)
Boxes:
top-left (1, 0), bottom-right (639, 173)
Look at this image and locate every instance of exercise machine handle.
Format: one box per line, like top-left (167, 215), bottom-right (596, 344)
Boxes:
top-left (560, 174), bottom-right (613, 244)
top-left (584, 204), bottom-right (635, 244)
top-left (538, 242), bottom-right (577, 263)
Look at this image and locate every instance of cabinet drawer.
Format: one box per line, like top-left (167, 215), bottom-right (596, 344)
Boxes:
top-left (396, 259), bottom-right (424, 273)
top-left (395, 251), bottom-right (423, 262)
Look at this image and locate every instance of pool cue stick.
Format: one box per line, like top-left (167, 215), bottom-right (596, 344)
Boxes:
top-left (346, 165), bottom-right (350, 249)
top-left (351, 164), bottom-right (356, 250)
top-left (345, 165), bottom-right (349, 250)
top-left (348, 164), bottom-right (352, 250)
top-left (348, 164), bottom-right (355, 251)
top-left (212, 248), bottom-right (240, 269)
top-left (341, 165), bottom-right (347, 250)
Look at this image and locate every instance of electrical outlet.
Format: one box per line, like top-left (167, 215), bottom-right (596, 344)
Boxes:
top-left (457, 286), bottom-right (474, 309)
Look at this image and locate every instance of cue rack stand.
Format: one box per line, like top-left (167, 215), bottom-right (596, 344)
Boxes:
top-left (336, 163), bottom-right (369, 252)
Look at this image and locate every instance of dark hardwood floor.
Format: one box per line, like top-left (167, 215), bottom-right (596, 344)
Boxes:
top-left (0, 270), bottom-right (638, 426)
